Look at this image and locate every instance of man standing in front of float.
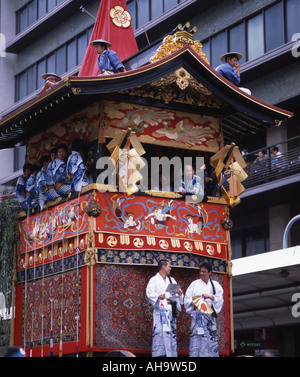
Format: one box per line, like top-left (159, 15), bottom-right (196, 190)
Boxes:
top-left (146, 259), bottom-right (184, 357)
top-left (184, 262), bottom-right (224, 357)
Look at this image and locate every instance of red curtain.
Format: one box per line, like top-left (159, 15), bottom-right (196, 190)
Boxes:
top-left (78, 0), bottom-right (138, 77)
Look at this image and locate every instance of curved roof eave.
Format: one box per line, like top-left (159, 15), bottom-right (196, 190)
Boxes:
top-left (0, 45), bottom-right (293, 149)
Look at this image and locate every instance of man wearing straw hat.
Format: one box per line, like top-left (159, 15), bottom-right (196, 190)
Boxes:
top-left (37, 73), bottom-right (62, 96)
top-left (184, 262), bottom-right (224, 357)
top-left (215, 52), bottom-right (251, 95)
top-left (90, 38), bottom-right (126, 75)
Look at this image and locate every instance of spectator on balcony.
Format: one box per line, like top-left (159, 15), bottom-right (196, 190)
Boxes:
top-left (271, 146), bottom-right (284, 169)
top-left (254, 150), bottom-right (267, 164)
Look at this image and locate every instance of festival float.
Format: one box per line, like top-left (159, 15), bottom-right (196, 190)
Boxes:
top-left (0, 4), bottom-right (293, 357)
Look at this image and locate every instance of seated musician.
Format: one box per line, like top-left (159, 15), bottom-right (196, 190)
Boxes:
top-left (35, 155), bottom-right (50, 210)
top-left (52, 143), bottom-right (70, 198)
top-left (25, 165), bottom-right (39, 209)
top-left (16, 163), bottom-right (32, 211)
top-left (46, 144), bottom-right (69, 201)
top-left (65, 138), bottom-right (90, 194)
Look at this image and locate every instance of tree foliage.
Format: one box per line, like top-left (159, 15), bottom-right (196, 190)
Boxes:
top-left (0, 198), bottom-right (19, 312)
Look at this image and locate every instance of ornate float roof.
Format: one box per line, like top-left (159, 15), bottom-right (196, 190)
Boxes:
top-left (0, 44), bottom-right (293, 149)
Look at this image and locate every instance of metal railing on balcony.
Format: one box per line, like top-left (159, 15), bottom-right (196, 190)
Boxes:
top-left (241, 136), bottom-right (300, 189)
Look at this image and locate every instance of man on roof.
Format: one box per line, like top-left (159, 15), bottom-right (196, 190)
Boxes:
top-left (215, 52), bottom-right (251, 95)
top-left (37, 73), bottom-right (62, 96)
top-left (90, 38), bottom-right (126, 75)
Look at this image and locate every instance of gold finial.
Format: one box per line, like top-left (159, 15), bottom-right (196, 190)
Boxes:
top-left (173, 22), bottom-right (197, 45)
top-left (150, 23), bottom-right (209, 64)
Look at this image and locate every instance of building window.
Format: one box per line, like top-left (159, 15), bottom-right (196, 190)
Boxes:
top-left (229, 23), bottom-right (246, 64)
top-left (15, 27), bottom-right (93, 101)
top-left (127, 0), bottom-right (185, 30)
top-left (286, 0), bottom-right (300, 41)
top-left (203, 0), bottom-right (300, 67)
top-left (211, 31), bottom-right (227, 69)
top-left (231, 226), bottom-right (270, 259)
top-left (16, 0), bottom-right (68, 34)
top-left (247, 13), bottom-right (264, 61)
top-left (265, 2), bottom-right (284, 53)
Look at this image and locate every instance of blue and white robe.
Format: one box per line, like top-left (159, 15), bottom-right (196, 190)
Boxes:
top-left (146, 273), bottom-right (184, 357)
top-left (184, 278), bottom-right (224, 357)
top-left (66, 151), bottom-right (90, 193)
top-left (52, 158), bottom-right (70, 197)
top-left (25, 173), bottom-right (38, 209)
top-left (45, 160), bottom-right (60, 201)
top-left (16, 174), bottom-right (28, 211)
top-left (35, 167), bottom-right (47, 210)
top-left (179, 174), bottom-right (203, 195)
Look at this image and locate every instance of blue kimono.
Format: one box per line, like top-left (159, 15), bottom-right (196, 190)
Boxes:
top-left (16, 174), bottom-right (28, 211)
top-left (52, 158), bottom-right (70, 197)
top-left (215, 62), bottom-right (240, 85)
top-left (98, 50), bottom-right (125, 74)
top-left (35, 167), bottom-right (47, 210)
top-left (179, 174), bottom-right (203, 195)
top-left (25, 173), bottom-right (38, 209)
top-left (66, 151), bottom-right (89, 193)
top-left (45, 160), bottom-right (60, 202)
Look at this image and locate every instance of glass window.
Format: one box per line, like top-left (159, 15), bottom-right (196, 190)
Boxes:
top-left (151, 0), bottom-right (163, 20)
top-left (18, 8), bottom-right (28, 32)
top-left (164, 0), bottom-right (178, 11)
top-left (201, 40), bottom-right (210, 64)
top-left (247, 13), bottom-right (264, 61)
top-left (67, 40), bottom-right (76, 71)
top-left (231, 235), bottom-right (243, 259)
top-left (15, 146), bottom-right (26, 171)
top-left (47, 0), bottom-right (56, 12)
top-left (77, 33), bottom-right (87, 65)
top-left (56, 45), bottom-right (66, 75)
top-left (38, 0), bottom-right (47, 18)
top-left (245, 231), bottom-right (266, 256)
top-left (137, 0), bottom-right (149, 29)
top-left (211, 31), bottom-right (227, 68)
top-left (37, 60), bottom-right (46, 88)
top-left (286, 0), bottom-right (300, 41)
top-left (28, 0), bottom-right (37, 25)
top-left (229, 22), bottom-right (246, 64)
top-left (27, 65), bottom-right (36, 95)
top-left (265, 2), bottom-right (284, 52)
top-left (46, 53), bottom-right (55, 73)
top-left (127, 1), bottom-right (137, 30)
top-left (17, 71), bottom-right (27, 101)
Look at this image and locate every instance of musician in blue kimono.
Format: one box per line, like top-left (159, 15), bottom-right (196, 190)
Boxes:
top-left (25, 165), bottom-right (39, 209)
top-left (16, 163), bottom-right (32, 211)
top-left (65, 139), bottom-right (90, 194)
top-left (146, 259), bottom-right (184, 357)
top-left (35, 155), bottom-right (50, 210)
top-left (178, 164), bottom-right (203, 196)
top-left (46, 143), bottom-right (69, 200)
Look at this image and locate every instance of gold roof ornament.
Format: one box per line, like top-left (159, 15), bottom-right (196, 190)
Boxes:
top-left (150, 22), bottom-right (209, 64)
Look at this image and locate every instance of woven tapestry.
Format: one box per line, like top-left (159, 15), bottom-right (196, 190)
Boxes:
top-left (94, 264), bottom-right (228, 354)
top-left (22, 269), bottom-right (81, 349)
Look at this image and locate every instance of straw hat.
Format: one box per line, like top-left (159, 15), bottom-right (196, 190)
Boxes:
top-left (90, 38), bottom-right (112, 47)
top-left (41, 73), bottom-right (62, 81)
top-left (220, 51), bottom-right (242, 62)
